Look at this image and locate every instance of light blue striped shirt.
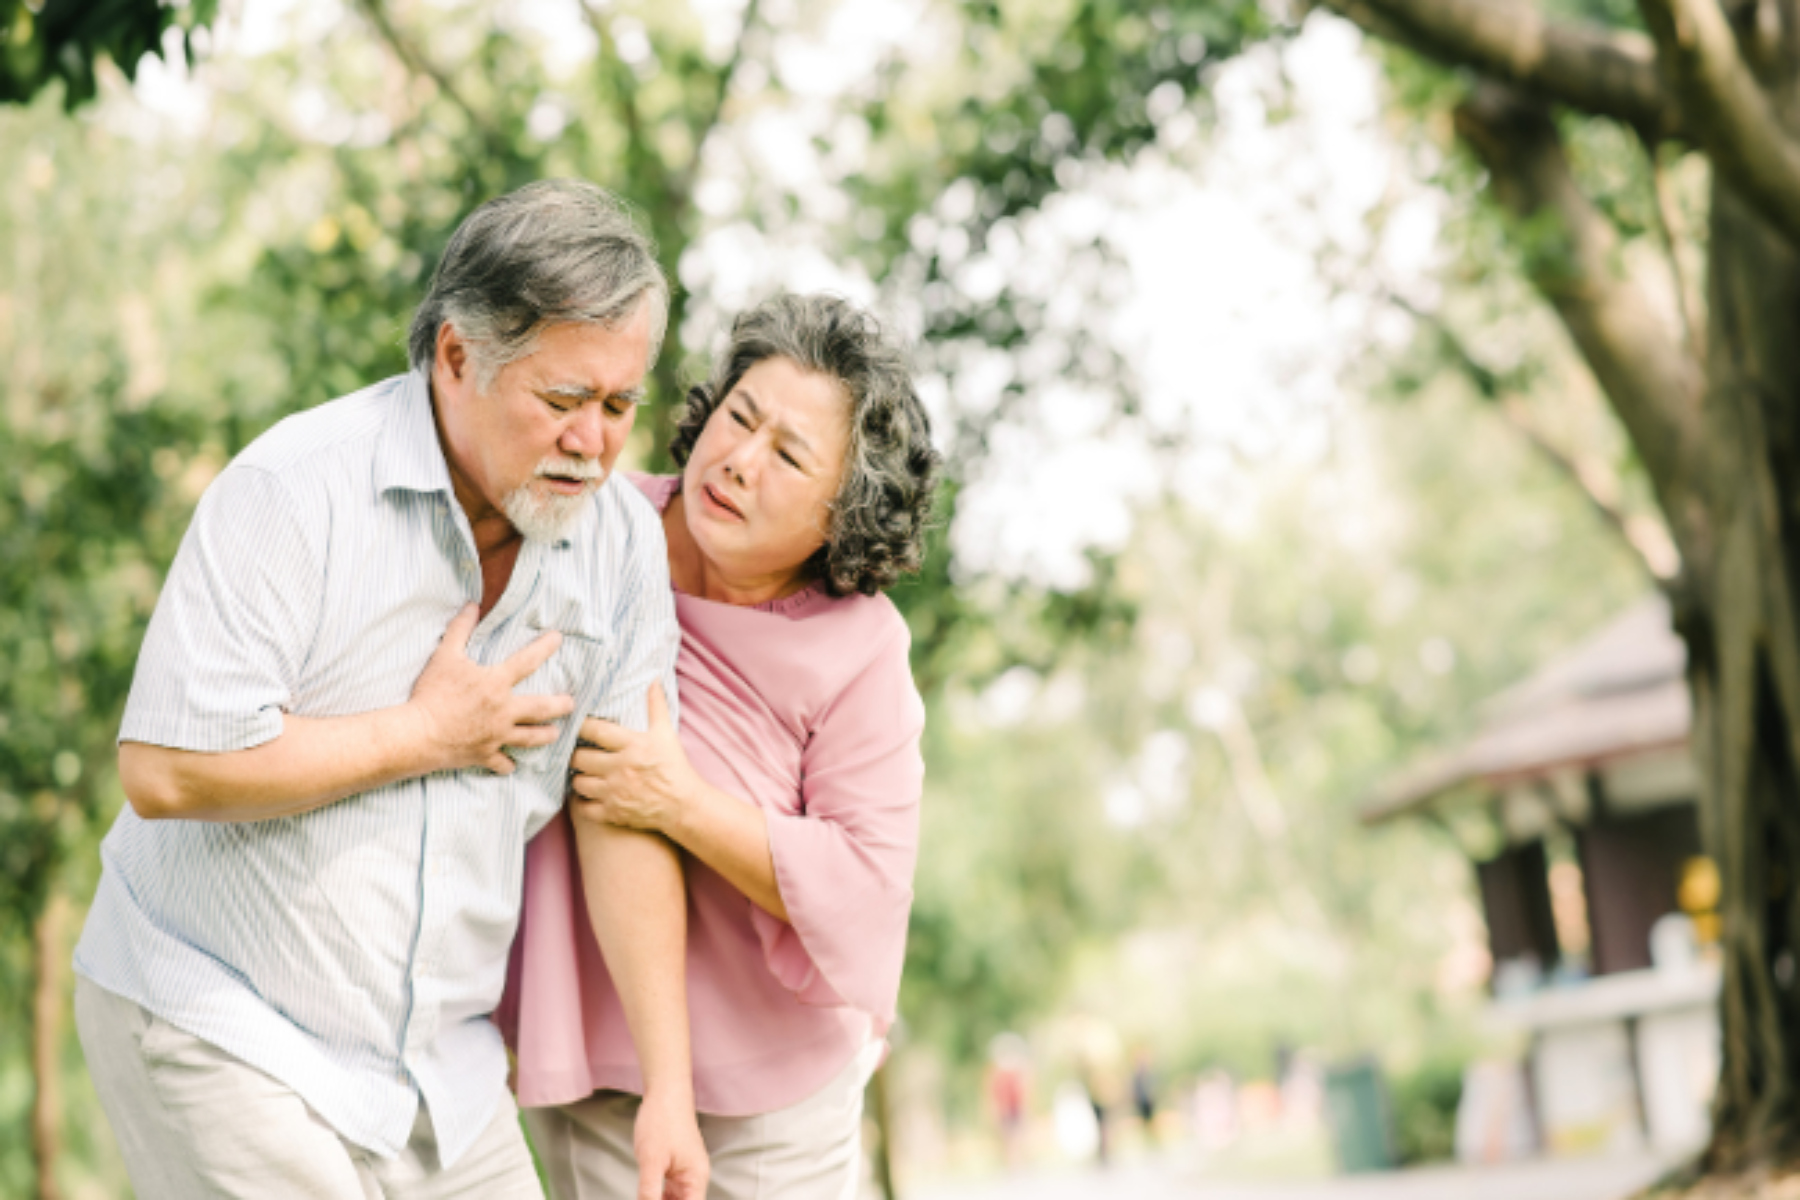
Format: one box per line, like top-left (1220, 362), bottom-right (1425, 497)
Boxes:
top-left (74, 369), bottom-right (678, 1167)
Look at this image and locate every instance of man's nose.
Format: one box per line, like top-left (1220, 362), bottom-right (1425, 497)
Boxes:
top-left (558, 405), bottom-right (606, 459)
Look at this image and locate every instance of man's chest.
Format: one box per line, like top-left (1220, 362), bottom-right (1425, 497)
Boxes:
top-left (479, 539), bottom-right (524, 617)
top-left (292, 501), bottom-right (618, 781)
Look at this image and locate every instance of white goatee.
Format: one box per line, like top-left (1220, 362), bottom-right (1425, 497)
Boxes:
top-left (501, 456), bottom-right (605, 541)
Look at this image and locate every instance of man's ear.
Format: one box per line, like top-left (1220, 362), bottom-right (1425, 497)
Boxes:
top-left (435, 322), bottom-right (471, 387)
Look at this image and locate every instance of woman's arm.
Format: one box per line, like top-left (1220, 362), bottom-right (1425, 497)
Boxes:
top-left (663, 778), bottom-right (789, 923)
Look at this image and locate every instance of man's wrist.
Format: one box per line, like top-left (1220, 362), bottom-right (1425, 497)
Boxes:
top-left (385, 702), bottom-right (445, 777)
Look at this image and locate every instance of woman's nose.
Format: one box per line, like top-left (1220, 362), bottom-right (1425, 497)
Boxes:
top-left (723, 435), bottom-right (765, 483)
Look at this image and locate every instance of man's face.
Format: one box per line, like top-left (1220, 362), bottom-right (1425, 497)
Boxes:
top-left (433, 306), bottom-right (654, 541)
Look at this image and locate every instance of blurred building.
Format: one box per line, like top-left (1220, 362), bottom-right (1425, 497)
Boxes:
top-left (1364, 597), bottom-right (1719, 1160)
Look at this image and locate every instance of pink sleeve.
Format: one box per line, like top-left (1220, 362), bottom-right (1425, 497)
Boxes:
top-left (750, 625), bottom-right (924, 1031)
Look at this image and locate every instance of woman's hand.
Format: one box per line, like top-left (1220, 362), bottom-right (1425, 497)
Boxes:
top-left (570, 684), bottom-right (699, 836)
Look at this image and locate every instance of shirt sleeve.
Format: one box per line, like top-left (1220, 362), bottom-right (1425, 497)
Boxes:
top-left (119, 465), bottom-right (324, 752)
top-left (585, 514), bottom-right (680, 735)
top-left (750, 622), bottom-right (924, 1030)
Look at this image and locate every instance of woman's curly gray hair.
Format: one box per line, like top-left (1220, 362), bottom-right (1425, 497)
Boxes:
top-left (671, 294), bottom-right (941, 598)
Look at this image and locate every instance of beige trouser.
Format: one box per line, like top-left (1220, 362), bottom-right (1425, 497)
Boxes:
top-left (525, 1042), bottom-right (880, 1200)
top-left (74, 976), bottom-right (542, 1200)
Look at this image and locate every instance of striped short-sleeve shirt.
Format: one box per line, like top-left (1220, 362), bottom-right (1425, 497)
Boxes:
top-left (73, 370), bottom-right (678, 1167)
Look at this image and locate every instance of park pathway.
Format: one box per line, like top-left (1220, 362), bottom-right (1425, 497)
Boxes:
top-left (904, 1150), bottom-right (1678, 1200)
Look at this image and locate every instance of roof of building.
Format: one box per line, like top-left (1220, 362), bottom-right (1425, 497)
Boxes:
top-left (1361, 596), bottom-right (1690, 824)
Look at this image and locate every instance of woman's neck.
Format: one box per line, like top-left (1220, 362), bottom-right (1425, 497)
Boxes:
top-left (663, 493), bottom-right (813, 608)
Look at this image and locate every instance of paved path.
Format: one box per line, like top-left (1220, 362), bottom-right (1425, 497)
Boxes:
top-left (905, 1152), bottom-right (1677, 1200)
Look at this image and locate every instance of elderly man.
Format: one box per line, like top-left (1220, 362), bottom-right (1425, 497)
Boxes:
top-left (72, 181), bottom-right (705, 1199)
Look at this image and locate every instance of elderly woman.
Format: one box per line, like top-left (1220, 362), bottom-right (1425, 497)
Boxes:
top-left (498, 293), bottom-right (939, 1198)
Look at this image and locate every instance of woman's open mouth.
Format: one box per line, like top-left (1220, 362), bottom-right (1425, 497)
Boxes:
top-left (702, 482), bottom-right (744, 519)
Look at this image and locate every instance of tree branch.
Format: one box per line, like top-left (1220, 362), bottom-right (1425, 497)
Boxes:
top-left (1454, 83), bottom-right (1708, 560)
top-left (1316, 0), bottom-right (1683, 139)
top-left (1393, 292), bottom-right (1681, 579)
top-left (1501, 398), bottom-right (1684, 577)
top-left (1645, 138), bottom-right (1707, 361)
top-left (685, 0), bottom-right (764, 191)
top-left (1637, 0), bottom-right (1800, 249)
top-left (579, 1), bottom-right (649, 167)
top-left (351, 0), bottom-right (504, 155)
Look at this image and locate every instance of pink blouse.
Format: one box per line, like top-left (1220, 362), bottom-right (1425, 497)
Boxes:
top-left (496, 474), bottom-right (926, 1116)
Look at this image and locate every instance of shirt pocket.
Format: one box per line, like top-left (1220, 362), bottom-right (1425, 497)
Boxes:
top-left (508, 630), bottom-right (610, 782)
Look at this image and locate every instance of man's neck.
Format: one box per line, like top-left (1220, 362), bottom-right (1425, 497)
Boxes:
top-left (429, 377), bottom-right (522, 614)
top-left (429, 377), bottom-right (522, 561)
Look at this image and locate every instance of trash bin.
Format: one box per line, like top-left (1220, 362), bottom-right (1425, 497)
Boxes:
top-left (1324, 1058), bottom-right (1397, 1174)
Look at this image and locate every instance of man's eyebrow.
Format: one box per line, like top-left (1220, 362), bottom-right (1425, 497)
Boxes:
top-left (542, 382), bottom-right (644, 405)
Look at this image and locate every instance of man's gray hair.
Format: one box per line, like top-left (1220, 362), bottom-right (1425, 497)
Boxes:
top-left (408, 180), bottom-right (669, 390)
top-left (670, 294), bottom-right (940, 597)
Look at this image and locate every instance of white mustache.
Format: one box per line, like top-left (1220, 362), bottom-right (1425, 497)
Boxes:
top-left (534, 457), bottom-right (605, 482)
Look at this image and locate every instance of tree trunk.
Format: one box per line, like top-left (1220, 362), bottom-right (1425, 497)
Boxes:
top-left (32, 890), bottom-right (68, 1200)
top-left (1686, 174), bottom-right (1800, 1174)
top-left (1452, 75), bottom-right (1800, 1172)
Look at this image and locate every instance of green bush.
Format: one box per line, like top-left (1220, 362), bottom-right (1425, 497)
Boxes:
top-left (1389, 1057), bottom-right (1464, 1165)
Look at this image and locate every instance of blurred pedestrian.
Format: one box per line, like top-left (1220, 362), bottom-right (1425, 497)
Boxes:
top-left (1131, 1049), bottom-right (1159, 1143)
top-left (987, 1032), bottom-right (1032, 1169)
top-left (1072, 1016), bottom-right (1123, 1167)
top-left (1053, 1080), bottom-right (1102, 1163)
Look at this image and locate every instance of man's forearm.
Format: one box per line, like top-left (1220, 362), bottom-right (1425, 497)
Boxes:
top-left (120, 706), bottom-right (439, 822)
top-left (573, 820), bottom-right (695, 1102)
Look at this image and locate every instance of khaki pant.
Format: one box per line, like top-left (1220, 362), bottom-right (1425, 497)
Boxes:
top-left (525, 1043), bottom-right (880, 1200)
top-left (74, 976), bottom-right (542, 1200)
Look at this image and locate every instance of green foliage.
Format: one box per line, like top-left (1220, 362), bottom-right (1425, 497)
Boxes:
top-left (903, 712), bottom-right (1156, 1068)
top-left (1389, 1055), bottom-right (1465, 1165)
top-left (0, 86), bottom-right (224, 1193)
top-left (0, 0), bottom-right (216, 107)
top-left (894, 488), bottom-right (1139, 697)
top-left (0, 92), bottom-right (210, 932)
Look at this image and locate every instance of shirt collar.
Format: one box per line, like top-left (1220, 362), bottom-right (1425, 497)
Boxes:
top-left (374, 370), bottom-right (457, 500)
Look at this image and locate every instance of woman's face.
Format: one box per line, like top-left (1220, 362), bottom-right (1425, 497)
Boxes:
top-left (681, 356), bottom-right (852, 588)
